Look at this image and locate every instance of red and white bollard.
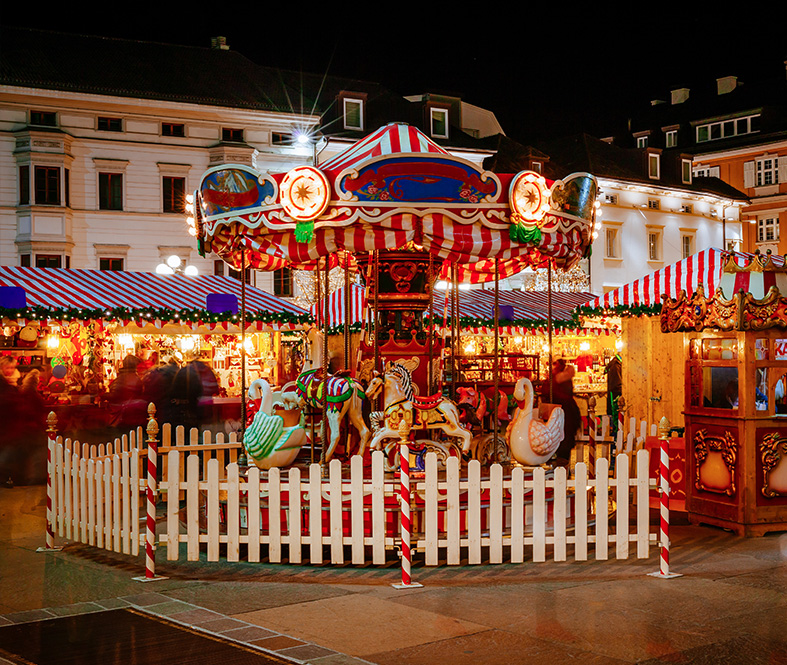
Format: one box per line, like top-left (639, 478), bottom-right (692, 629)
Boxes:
top-left (393, 418), bottom-right (422, 589)
top-left (649, 418), bottom-right (682, 579)
top-left (135, 404), bottom-right (167, 581)
top-left (37, 412), bottom-right (62, 553)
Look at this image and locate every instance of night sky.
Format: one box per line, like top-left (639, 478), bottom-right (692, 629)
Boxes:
top-left (7, 8), bottom-right (787, 143)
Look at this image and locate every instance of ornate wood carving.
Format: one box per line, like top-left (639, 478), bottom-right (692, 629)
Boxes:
top-left (694, 429), bottom-right (737, 496)
top-left (760, 432), bottom-right (787, 497)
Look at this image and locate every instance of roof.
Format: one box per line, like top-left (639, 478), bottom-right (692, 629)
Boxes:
top-left (0, 26), bottom-right (309, 113)
top-left (0, 267), bottom-right (308, 329)
top-left (581, 248), bottom-right (786, 312)
top-left (536, 133), bottom-right (748, 201)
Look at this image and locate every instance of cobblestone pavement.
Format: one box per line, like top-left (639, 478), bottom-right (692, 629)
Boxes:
top-left (2, 484), bottom-right (786, 664)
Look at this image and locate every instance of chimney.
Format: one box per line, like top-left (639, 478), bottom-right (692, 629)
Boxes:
top-left (211, 36), bottom-right (229, 50)
top-left (671, 87), bottom-right (690, 105)
top-left (717, 76), bottom-right (738, 95)
top-left (651, 99), bottom-right (666, 106)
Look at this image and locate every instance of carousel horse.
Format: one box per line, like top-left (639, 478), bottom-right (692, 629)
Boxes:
top-left (244, 379), bottom-right (307, 469)
top-left (365, 362), bottom-right (472, 453)
top-left (506, 377), bottom-right (564, 466)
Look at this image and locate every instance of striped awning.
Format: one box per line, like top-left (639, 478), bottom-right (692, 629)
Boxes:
top-left (583, 248), bottom-right (786, 311)
top-left (310, 283), bottom-right (366, 328)
top-left (0, 266), bottom-right (308, 330)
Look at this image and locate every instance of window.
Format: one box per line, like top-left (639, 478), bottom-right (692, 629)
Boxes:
top-left (35, 255), bottom-right (62, 268)
top-left (162, 122), bottom-right (185, 137)
top-left (681, 204), bottom-right (693, 214)
top-left (531, 161), bottom-right (542, 173)
top-left (97, 116), bottom-right (122, 132)
top-left (757, 157), bottom-right (779, 187)
top-left (229, 266), bottom-right (252, 283)
top-left (222, 127), bottom-right (244, 142)
top-left (648, 153), bottom-right (660, 179)
top-left (271, 132), bottom-right (290, 145)
top-left (19, 166), bottom-right (29, 205)
top-left (214, 260), bottom-right (225, 276)
top-left (98, 172), bottom-right (123, 210)
top-left (430, 108), bottom-right (449, 138)
top-left (274, 268), bottom-right (293, 297)
top-left (682, 159), bottom-right (692, 184)
top-left (99, 258), bottom-right (124, 271)
top-left (30, 110), bottom-right (57, 127)
top-left (604, 227), bottom-right (619, 258)
top-left (648, 199), bottom-right (660, 210)
top-left (647, 229), bottom-right (662, 261)
top-left (163, 176), bottom-right (186, 213)
top-left (694, 166), bottom-right (720, 179)
top-left (758, 217), bottom-right (780, 243)
top-left (34, 166), bottom-right (60, 205)
top-left (665, 130), bottom-right (677, 148)
top-left (682, 235), bottom-right (694, 259)
top-left (343, 98), bottom-right (364, 130)
top-left (605, 193), bottom-right (618, 205)
top-left (20, 254), bottom-right (31, 267)
top-left (636, 136), bottom-right (648, 148)
top-left (696, 114), bottom-right (760, 143)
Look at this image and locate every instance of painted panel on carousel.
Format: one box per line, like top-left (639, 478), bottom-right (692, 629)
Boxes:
top-left (693, 428), bottom-right (737, 496)
top-left (199, 164), bottom-right (278, 224)
top-left (336, 155), bottom-right (501, 203)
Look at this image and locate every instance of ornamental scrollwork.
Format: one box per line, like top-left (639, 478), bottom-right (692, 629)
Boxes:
top-left (694, 429), bottom-right (737, 496)
top-left (760, 432), bottom-right (787, 498)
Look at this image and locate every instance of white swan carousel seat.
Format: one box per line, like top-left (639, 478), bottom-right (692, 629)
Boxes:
top-left (244, 379), bottom-right (307, 469)
top-left (506, 377), bottom-right (565, 466)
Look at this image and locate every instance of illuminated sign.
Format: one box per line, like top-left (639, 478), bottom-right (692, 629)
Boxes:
top-left (279, 166), bottom-right (330, 221)
top-left (509, 171), bottom-right (552, 225)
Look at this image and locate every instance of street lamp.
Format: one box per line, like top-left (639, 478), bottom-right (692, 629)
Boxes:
top-left (156, 254), bottom-right (198, 276)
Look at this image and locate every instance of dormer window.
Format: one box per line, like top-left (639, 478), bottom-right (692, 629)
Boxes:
top-left (648, 153), bottom-right (660, 179)
top-left (637, 136), bottom-right (649, 148)
top-left (343, 98), bottom-right (364, 130)
top-left (430, 107), bottom-right (449, 138)
top-left (682, 158), bottom-right (692, 184)
top-left (665, 129), bottom-right (678, 148)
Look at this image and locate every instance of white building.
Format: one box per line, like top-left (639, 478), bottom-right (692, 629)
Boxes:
top-left (536, 134), bottom-right (747, 294)
top-left (0, 28), bottom-right (501, 300)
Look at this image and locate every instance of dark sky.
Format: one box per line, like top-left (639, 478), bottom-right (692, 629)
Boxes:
top-left (7, 8), bottom-right (787, 143)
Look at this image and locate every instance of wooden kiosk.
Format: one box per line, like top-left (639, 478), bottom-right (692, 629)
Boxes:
top-left (661, 252), bottom-right (787, 535)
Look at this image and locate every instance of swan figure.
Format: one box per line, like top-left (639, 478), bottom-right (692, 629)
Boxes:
top-left (506, 377), bottom-right (564, 466)
top-left (244, 379), bottom-right (307, 469)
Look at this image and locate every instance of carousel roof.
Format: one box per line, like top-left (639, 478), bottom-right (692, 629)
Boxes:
top-left (581, 248), bottom-right (786, 314)
top-left (195, 123), bottom-right (598, 281)
top-left (0, 266), bottom-right (308, 329)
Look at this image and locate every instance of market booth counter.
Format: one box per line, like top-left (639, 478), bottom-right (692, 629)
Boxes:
top-left (661, 251), bottom-right (787, 536)
top-left (0, 267), bottom-right (309, 442)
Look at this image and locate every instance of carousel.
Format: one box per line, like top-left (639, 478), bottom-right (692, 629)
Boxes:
top-left (193, 122), bottom-right (599, 471)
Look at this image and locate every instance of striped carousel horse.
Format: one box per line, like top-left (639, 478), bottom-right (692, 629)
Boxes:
top-left (295, 368), bottom-right (371, 461)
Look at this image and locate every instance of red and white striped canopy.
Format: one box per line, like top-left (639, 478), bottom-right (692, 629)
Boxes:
top-left (319, 123), bottom-right (448, 175)
top-left (584, 248), bottom-right (786, 310)
top-left (0, 266), bottom-right (306, 328)
top-left (310, 283), bottom-right (366, 328)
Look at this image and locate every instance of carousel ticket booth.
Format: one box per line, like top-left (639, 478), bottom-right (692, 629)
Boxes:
top-left (661, 252), bottom-right (787, 536)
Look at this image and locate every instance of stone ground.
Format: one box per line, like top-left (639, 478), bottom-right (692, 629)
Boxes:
top-left (1, 484), bottom-right (786, 664)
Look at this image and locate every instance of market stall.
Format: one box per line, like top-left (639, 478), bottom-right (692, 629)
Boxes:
top-left (660, 250), bottom-right (787, 535)
top-left (0, 266), bottom-right (309, 439)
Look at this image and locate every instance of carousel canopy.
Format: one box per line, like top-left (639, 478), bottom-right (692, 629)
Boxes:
top-left (581, 248), bottom-right (786, 315)
top-left (310, 283), bottom-right (366, 328)
top-left (195, 123), bottom-right (598, 281)
top-left (0, 266), bottom-right (308, 330)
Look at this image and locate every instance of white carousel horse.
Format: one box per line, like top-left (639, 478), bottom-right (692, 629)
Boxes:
top-left (506, 377), bottom-right (564, 466)
top-left (365, 362), bottom-right (472, 453)
top-left (244, 379), bottom-right (307, 469)
top-left (294, 327), bottom-right (371, 461)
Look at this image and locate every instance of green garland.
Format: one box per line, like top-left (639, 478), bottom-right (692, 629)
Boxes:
top-left (574, 303), bottom-right (663, 318)
top-left (0, 305), bottom-right (311, 326)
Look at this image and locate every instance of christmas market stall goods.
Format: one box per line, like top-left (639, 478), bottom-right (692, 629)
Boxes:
top-left (194, 122), bottom-right (599, 465)
top-left (0, 266), bottom-right (309, 439)
top-left (659, 250), bottom-right (787, 536)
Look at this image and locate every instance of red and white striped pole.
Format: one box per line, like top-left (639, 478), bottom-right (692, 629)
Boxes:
top-left (393, 415), bottom-right (422, 589)
top-left (135, 404), bottom-right (166, 581)
top-left (37, 412), bottom-right (62, 553)
top-left (649, 416), bottom-right (682, 579)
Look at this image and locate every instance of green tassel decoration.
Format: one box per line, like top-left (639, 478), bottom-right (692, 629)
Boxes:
top-left (295, 220), bottom-right (314, 244)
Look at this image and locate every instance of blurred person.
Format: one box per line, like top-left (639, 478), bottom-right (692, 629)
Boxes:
top-left (0, 357), bottom-right (24, 485)
top-left (107, 354), bottom-right (147, 432)
top-left (540, 358), bottom-right (581, 463)
top-left (169, 362), bottom-right (203, 431)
